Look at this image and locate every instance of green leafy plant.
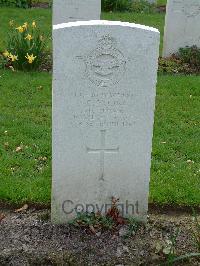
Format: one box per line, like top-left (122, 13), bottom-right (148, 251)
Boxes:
top-left (69, 212), bottom-right (115, 231)
top-left (155, 229), bottom-right (179, 266)
top-left (2, 20), bottom-right (48, 71)
top-left (165, 229), bottom-right (179, 265)
top-left (178, 45), bottom-right (200, 70)
top-left (158, 57), bottom-right (189, 74)
top-left (123, 217), bottom-right (141, 238)
top-left (68, 197), bottom-right (142, 237)
top-left (131, 0), bottom-right (156, 13)
top-left (0, 0), bottom-right (32, 8)
top-left (102, 0), bottom-right (132, 12)
top-left (102, 0), bottom-right (155, 13)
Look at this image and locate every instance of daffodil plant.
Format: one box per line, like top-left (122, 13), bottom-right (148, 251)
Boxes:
top-left (2, 20), bottom-right (47, 71)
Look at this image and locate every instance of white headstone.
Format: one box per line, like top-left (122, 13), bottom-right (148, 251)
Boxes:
top-left (163, 0), bottom-right (200, 57)
top-left (146, 0), bottom-right (156, 3)
top-left (53, 0), bottom-right (101, 25)
top-left (52, 20), bottom-right (160, 223)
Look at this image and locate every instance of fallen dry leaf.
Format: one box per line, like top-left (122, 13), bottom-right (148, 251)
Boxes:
top-left (9, 66), bottom-right (15, 72)
top-left (89, 225), bottom-right (96, 234)
top-left (14, 204), bottom-right (28, 213)
top-left (15, 146), bottom-right (23, 152)
top-left (187, 159), bottom-right (194, 164)
top-left (38, 156), bottom-right (47, 161)
top-left (0, 213), bottom-right (6, 222)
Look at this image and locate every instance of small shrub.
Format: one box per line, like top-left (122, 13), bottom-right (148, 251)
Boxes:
top-left (102, 0), bottom-right (155, 13)
top-left (102, 0), bottom-right (132, 12)
top-left (2, 20), bottom-right (48, 71)
top-left (178, 45), bottom-right (200, 70)
top-left (69, 212), bottom-right (115, 230)
top-left (158, 57), bottom-right (189, 74)
top-left (0, 0), bottom-right (32, 8)
top-left (131, 0), bottom-right (156, 13)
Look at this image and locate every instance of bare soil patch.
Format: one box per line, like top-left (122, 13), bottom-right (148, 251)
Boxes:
top-left (0, 208), bottom-right (200, 265)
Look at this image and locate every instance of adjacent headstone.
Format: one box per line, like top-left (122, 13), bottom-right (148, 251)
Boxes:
top-left (53, 0), bottom-right (101, 25)
top-left (163, 0), bottom-right (200, 57)
top-left (52, 20), bottom-right (160, 223)
top-left (146, 0), bottom-right (156, 3)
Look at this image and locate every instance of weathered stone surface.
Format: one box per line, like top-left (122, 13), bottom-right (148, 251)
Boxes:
top-left (163, 0), bottom-right (200, 57)
top-left (52, 20), bottom-right (159, 223)
top-left (53, 0), bottom-right (101, 25)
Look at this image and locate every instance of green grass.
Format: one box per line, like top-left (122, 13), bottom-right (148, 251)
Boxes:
top-left (0, 70), bottom-right (52, 203)
top-left (0, 70), bottom-right (199, 205)
top-left (0, 7), bottom-right (199, 206)
top-left (0, 8), bottom-right (165, 53)
top-left (151, 75), bottom-right (200, 205)
top-left (157, 0), bottom-right (167, 5)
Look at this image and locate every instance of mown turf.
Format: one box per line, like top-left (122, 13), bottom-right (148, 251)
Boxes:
top-left (151, 75), bottom-right (200, 205)
top-left (0, 6), bottom-right (199, 206)
top-left (157, 0), bottom-right (167, 5)
top-left (0, 8), bottom-right (165, 53)
top-left (0, 70), bottom-right (52, 203)
top-left (0, 70), bottom-right (199, 205)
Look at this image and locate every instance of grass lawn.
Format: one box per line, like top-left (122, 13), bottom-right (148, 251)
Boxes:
top-left (0, 70), bottom-right (52, 203)
top-left (0, 8), bottom-right (165, 53)
top-left (0, 70), bottom-right (199, 206)
top-left (0, 7), bottom-right (199, 207)
top-left (157, 0), bottom-right (167, 5)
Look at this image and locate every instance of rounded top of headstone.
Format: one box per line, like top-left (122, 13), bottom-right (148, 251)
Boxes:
top-left (53, 20), bottom-right (159, 34)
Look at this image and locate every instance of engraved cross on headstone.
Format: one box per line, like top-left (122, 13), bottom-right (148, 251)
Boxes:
top-left (86, 130), bottom-right (119, 181)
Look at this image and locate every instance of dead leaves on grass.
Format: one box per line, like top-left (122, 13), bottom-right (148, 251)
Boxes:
top-left (15, 146), bottom-right (23, 152)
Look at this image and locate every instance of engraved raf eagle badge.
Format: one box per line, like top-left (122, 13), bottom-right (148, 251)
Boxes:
top-left (81, 35), bottom-right (126, 87)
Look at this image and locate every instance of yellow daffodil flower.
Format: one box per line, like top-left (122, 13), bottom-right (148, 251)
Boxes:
top-left (3, 50), bottom-right (10, 57)
top-left (23, 22), bottom-right (28, 30)
top-left (25, 34), bottom-right (33, 41)
top-left (25, 53), bottom-right (37, 64)
top-left (32, 21), bottom-right (36, 28)
top-left (16, 26), bottom-right (24, 33)
top-left (9, 53), bottom-right (18, 62)
top-left (9, 20), bottom-right (14, 27)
